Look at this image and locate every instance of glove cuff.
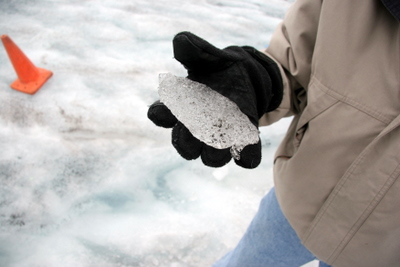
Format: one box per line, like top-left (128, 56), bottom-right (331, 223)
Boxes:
top-left (242, 46), bottom-right (283, 113)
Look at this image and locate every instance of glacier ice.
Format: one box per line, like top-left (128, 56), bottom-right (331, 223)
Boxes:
top-left (158, 73), bottom-right (259, 160)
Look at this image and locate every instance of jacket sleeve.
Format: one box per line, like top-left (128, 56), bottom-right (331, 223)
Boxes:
top-left (259, 0), bottom-right (322, 126)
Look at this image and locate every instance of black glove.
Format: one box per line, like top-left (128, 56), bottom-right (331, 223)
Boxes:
top-left (148, 32), bottom-right (283, 168)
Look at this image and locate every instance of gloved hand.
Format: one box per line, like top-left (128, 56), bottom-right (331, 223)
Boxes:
top-left (148, 32), bottom-right (283, 168)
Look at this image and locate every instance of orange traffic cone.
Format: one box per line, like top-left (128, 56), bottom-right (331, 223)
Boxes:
top-left (1, 35), bottom-right (53, 94)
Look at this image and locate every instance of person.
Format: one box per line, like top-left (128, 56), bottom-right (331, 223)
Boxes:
top-left (148, 0), bottom-right (400, 266)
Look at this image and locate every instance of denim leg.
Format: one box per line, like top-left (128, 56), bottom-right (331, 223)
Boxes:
top-left (319, 262), bottom-right (332, 267)
top-left (212, 188), bottom-right (317, 267)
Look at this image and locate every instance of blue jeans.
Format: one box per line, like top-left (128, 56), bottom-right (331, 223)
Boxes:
top-left (212, 188), bottom-right (332, 267)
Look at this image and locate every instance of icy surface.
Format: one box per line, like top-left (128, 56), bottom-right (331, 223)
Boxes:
top-left (159, 73), bottom-right (259, 158)
top-left (0, 1), bottom-right (297, 267)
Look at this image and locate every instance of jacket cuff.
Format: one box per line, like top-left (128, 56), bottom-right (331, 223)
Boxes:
top-left (258, 51), bottom-right (296, 126)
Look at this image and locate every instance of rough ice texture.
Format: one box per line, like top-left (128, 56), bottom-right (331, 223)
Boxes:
top-left (158, 73), bottom-right (259, 159)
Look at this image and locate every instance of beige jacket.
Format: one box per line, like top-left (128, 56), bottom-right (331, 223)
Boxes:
top-left (260, 1), bottom-right (400, 266)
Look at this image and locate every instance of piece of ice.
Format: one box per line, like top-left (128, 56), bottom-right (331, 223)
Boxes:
top-left (158, 73), bottom-right (259, 160)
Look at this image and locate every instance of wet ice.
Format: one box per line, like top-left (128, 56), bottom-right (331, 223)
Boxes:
top-left (158, 73), bottom-right (259, 159)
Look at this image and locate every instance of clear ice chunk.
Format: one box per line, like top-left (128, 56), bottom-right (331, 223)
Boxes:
top-left (158, 73), bottom-right (259, 160)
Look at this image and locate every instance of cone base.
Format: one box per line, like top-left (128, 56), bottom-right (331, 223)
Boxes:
top-left (11, 67), bottom-right (53, 95)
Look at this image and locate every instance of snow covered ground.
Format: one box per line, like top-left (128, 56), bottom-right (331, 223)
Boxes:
top-left (0, 0), bottom-right (317, 266)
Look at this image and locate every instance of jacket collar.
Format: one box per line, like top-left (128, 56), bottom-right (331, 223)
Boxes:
top-left (381, 0), bottom-right (400, 21)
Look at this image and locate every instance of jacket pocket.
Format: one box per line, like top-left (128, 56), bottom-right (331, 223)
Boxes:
top-left (274, 77), bottom-right (339, 162)
top-left (293, 86), bottom-right (338, 148)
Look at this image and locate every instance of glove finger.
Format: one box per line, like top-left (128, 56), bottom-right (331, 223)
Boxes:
top-left (201, 145), bottom-right (232, 168)
top-left (172, 122), bottom-right (202, 160)
top-left (173, 31), bottom-right (239, 72)
top-left (148, 100), bottom-right (178, 128)
top-left (234, 140), bottom-right (262, 169)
